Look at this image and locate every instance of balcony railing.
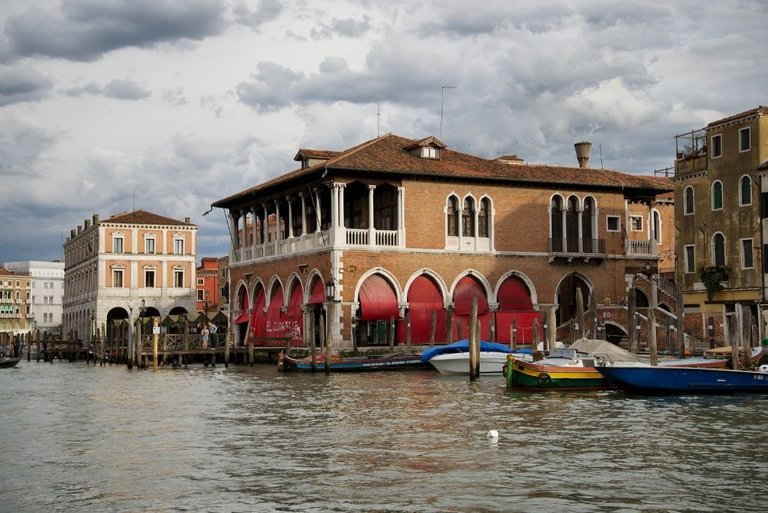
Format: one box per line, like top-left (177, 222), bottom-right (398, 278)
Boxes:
top-left (548, 238), bottom-right (606, 255)
top-left (626, 239), bottom-right (653, 255)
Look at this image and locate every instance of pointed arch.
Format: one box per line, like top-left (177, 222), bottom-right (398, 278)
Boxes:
top-left (494, 272), bottom-right (541, 344)
top-left (554, 273), bottom-right (593, 326)
top-left (450, 272), bottom-right (492, 340)
top-left (405, 272), bottom-right (447, 344)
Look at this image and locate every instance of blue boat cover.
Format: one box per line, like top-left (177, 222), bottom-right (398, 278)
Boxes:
top-left (420, 339), bottom-right (531, 362)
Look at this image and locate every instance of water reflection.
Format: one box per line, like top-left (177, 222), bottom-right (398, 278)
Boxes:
top-left (1, 361), bottom-right (767, 512)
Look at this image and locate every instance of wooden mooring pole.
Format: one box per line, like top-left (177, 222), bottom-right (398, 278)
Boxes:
top-left (152, 318), bottom-right (159, 372)
top-left (469, 297), bottom-right (479, 381)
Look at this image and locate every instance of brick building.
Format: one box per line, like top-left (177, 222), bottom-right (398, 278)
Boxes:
top-left (196, 257), bottom-right (220, 316)
top-left (212, 134), bottom-right (673, 350)
top-left (674, 106), bottom-right (768, 346)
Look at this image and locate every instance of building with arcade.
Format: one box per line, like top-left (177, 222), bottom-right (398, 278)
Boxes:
top-left (212, 134), bottom-right (674, 351)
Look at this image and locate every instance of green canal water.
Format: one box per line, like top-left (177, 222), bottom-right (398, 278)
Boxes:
top-left (1, 360), bottom-right (766, 512)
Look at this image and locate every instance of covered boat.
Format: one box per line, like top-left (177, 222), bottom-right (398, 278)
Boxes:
top-left (421, 339), bottom-right (533, 375)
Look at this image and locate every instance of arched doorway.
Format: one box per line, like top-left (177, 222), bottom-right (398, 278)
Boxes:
top-left (556, 274), bottom-right (591, 326)
top-left (496, 275), bottom-right (540, 344)
top-left (407, 275), bottom-right (446, 344)
top-left (452, 275), bottom-right (490, 340)
top-left (357, 273), bottom-right (399, 346)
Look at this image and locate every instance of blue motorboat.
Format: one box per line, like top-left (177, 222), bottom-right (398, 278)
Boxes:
top-left (597, 364), bottom-right (768, 394)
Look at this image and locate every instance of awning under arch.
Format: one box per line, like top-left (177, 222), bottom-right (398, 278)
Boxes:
top-left (359, 274), bottom-right (399, 321)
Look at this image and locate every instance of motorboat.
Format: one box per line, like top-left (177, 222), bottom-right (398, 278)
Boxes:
top-left (421, 339), bottom-right (533, 375)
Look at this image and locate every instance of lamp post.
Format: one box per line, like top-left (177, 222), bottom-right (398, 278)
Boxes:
top-left (324, 278), bottom-right (335, 375)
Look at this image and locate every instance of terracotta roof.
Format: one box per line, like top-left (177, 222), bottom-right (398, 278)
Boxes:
top-left (0, 265), bottom-right (14, 276)
top-left (213, 134), bottom-right (672, 208)
top-left (103, 209), bottom-right (192, 226)
top-left (294, 149), bottom-right (340, 161)
top-left (708, 106), bottom-right (767, 128)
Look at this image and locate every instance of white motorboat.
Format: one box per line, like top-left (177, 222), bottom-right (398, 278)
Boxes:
top-left (421, 339), bottom-right (533, 375)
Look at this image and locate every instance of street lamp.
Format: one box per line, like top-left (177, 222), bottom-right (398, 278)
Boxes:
top-left (324, 278), bottom-right (336, 374)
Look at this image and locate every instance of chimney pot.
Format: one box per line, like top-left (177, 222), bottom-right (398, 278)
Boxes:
top-left (574, 141), bottom-right (591, 168)
top-left (185, 217), bottom-right (190, 224)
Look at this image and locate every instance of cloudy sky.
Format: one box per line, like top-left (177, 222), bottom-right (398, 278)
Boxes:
top-left (1, 0), bottom-right (766, 264)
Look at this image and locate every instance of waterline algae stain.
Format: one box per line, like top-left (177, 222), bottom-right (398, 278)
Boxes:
top-left (1, 361), bottom-right (766, 512)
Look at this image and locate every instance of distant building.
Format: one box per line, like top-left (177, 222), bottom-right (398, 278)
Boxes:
top-left (674, 105), bottom-right (768, 345)
top-left (196, 257), bottom-right (220, 316)
top-left (2, 260), bottom-right (64, 334)
top-left (0, 265), bottom-right (31, 335)
top-left (63, 209), bottom-right (198, 342)
top-left (212, 134), bottom-right (673, 350)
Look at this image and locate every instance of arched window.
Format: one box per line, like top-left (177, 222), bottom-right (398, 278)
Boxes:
top-left (462, 197), bottom-right (475, 237)
top-left (447, 196), bottom-right (459, 236)
top-left (550, 195), bottom-right (564, 252)
top-left (740, 175), bottom-right (752, 206)
top-left (711, 181), bottom-right (723, 211)
top-left (684, 186), bottom-right (694, 215)
top-left (566, 196), bottom-right (579, 252)
top-left (652, 209), bottom-right (661, 244)
top-left (582, 196), bottom-right (595, 252)
top-left (713, 233), bottom-right (725, 267)
top-left (478, 197), bottom-right (490, 238)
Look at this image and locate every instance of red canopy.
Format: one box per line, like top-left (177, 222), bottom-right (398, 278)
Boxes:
top-left (307, 279), bottom-right (325, 305)
top-left (233, 312), bottom-right (249, 324)
top-left (453, 276), bottom-right (489, 316)
top-left (359, 274), bottom-right (399, 321)
top-left (407, 275), bottom-right (446, 343)
top-left (497, 276), bottom-right (533, 311)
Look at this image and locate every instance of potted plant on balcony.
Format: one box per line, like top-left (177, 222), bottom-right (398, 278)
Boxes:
top-left (699, 266), bottom-right (729, 300)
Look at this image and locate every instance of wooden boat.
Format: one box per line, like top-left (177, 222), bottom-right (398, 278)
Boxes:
top-left (421, 339), bottom-right (533, 375)
top-left (505, 347), bottom-right (608, 390)
top-left (505, 339), bottom-right (761, 391)
top-left (278, 351), bottom-right (427, 372)
top-left (596, 365), bottom-right (768, 394)
top-left (0, 356), bottom-right (21, 369)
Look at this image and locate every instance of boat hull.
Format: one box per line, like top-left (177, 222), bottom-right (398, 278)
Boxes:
top-left (505, 356), bottom-right (607, 390)
top-left (0, 357), bottom-right (21, 369)
top-left (597, 365), bottom-right (768, 394)
top-left (428, 351), bottom-right (510, 375)
top-left (279, 353), bottom-right (426, 372)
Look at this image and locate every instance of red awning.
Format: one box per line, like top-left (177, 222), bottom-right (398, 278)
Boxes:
top-left (497, 276), bottom-right (533, 311)
top-left (453, 276), bottom-right (489, 316)
top-left (233, 312), bottom-right (249, 324)
top-left (307, 279), bottom-right (325, 305)
top-left (407, 275), bottom-right (446, 343)
top-left (359, 274), bottom-right (399, 321)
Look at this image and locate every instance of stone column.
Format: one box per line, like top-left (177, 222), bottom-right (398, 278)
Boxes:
top-left (368, 184), bottom-right (376, 245)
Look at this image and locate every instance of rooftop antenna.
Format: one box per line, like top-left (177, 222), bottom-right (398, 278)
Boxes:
top-left (133, 188), bottom-right (136, 211)
top-left (440, 85), bottom-right (457, 137)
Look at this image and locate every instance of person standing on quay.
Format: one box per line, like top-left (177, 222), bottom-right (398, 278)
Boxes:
top-left (201, 325), bottom-right (210, 350)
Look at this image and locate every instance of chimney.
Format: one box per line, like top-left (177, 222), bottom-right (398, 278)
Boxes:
top-left (93, 213), bottom-right (99, 224)
top-left (77, 225), bottom-right (82, 235)
top-left (71, 229), bottom-right (77, 238)
top-left (574, 141), bottom-right (591, 168)
top-left (84, 219), bottom-right (90, 229)
top-left (184, 217), bottom-right (190, 224)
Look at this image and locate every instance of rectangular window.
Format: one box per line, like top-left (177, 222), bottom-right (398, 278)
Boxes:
top-left (630, 216), bottom-right (643, 231)
top-left (606, 216), bottom-right (620, 232)
top-left (145, 238), bottom-right (155, 254)
top-left (197, 278), bottom-right (204, 286)
top-left (145, 269), bottom-right (155, 288)
top-left (711, 134), bottom-right (722, 158)
top-left (739, 127), bottom-right (751, 152)
top-left (174, 238), bottom-right (184, 255)
top-left (741, 239), bottom-right (754, 269)
top-left (114, 236), bottom-right (124, 254)
top-left (685, 245), bottom-right (695, 274)
top-left (197, 289), bottom-right (205, 301)
top-left (174, 269), bottom-right (184, 288)
top-left (113, 269), bottom-right (124, 288)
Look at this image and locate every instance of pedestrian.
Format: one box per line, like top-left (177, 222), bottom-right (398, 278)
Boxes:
top-left (201, 325), bottom-right (210, 349)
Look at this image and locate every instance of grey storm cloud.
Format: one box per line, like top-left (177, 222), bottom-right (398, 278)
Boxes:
top-left (236, 46), bottom-right (457, 112)
top-left (311, 16), bottom-right (371, 40)
top-left (2, 0), bottom-right (227, 62)
top-left (64, 78), bottom-right (151, 100)
top-left (232, 0), bottom-right (283, 29)
top-left (0, 67), bottom-right (53, 106)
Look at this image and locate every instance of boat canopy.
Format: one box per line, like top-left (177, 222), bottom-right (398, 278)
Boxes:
top-left (421, 339), bottom-right (531, 362)
top-left (570, 338), bottom-right (641, 363)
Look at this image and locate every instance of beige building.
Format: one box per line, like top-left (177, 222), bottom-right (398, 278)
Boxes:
top-left (674, 105), bottom-right (768, 345)
top-left (0, 265), bottom-right (31, 334)
top-left (63, 210), bottom-right (197, 344)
